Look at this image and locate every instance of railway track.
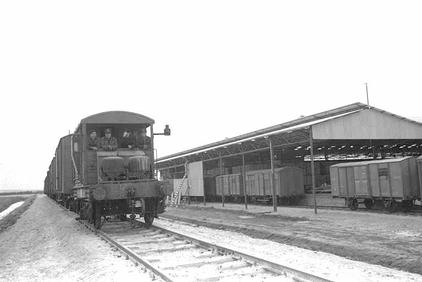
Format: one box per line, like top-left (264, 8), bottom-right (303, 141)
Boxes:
top-left (290, 204), bottom-right (422, 215)
top-left (188, 201), bottom-right (422, 216)
top-left (78, 218), bottom-right (331, 282)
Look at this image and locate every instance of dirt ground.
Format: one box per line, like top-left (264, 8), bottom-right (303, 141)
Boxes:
top-left (162, 202), bottom-right (422, 275)
top-left (154, 218), bottom-right (422, 282)
top-left (0, 195), bottom-right (153, 282)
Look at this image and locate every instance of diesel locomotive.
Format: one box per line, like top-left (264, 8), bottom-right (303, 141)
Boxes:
top-left (44, 111), bottom-right (170, 229)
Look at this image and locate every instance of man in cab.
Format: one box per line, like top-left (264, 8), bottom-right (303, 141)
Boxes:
top-left (134, 127), bottom-right (151, 150)
top-left (99, 128), bottom-right (118, 151)
top-left (87, 130), bottom-right (99, 150)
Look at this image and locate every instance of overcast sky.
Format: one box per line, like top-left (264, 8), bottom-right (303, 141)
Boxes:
top-left (1, 1), bottom-right (421, 190)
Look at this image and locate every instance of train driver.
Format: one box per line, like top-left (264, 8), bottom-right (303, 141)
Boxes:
top-left (99, 128), bottom-right (118, 151)
top-left (120, 129), bottom-right (135, 149)
top-left (134, 127), bottom-right (151, 150)
top-left (88, 130), bottom-right (99, 150)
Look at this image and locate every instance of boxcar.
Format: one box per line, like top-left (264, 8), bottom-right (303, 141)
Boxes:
top-left (216, 173), bottom-right (243, 202)
top-left (330, 157), bottom-right (420, 211)
top-left (215, 167), bottom-right (304, 204)
top-left (246, 167), bottom-right (304, 204)
top-left (418, 156), bottom-right (422, 199)
top-left (55, 135), bottom-right (74, 207)
top-left (50, 156), bottom-right (57, 199)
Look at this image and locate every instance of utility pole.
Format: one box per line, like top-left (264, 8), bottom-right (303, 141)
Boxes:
top-left (365, 82), bottom-right (370, 108)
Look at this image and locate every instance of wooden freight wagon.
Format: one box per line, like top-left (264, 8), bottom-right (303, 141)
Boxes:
top-left (418, 156), bottom-right (422, 200)
top-left (50, 156), bottom-right (57, 199)
top-left (276, 167), bottom-right (305, 199)
top-left (245, 167), bottom-right (304, 204)
top-left (216, 173), bottom-right (243, 202)
top-left (55, 135), bottom-right (74, 207)
top-left (330, 157), bottom-right (420, 211)
top-left (204, 176), bottom-right (217, 201)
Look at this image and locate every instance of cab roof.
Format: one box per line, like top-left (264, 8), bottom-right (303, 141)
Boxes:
top-left (79, 111), bottom-right (155, 125)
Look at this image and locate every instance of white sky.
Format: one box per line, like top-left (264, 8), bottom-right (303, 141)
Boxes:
top-left (1, 1), bottom-right (422, 190)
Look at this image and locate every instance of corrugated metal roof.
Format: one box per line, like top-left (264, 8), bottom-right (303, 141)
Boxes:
top-left (156, 102), bottom-right (422, 164)
top-left (330, 156), bottom-right (412, 167)
top-left (157, 102), bottom-right (366, 162)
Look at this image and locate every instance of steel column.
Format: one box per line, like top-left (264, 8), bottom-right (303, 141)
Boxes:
top-left (242, 154), bottom-right (248, 209)
top-left (269, 138), bottom-right (277, 212)
top-left (219, 154), bottom-right (224, 207)
top-left (309, 126), bottom-right (317, 214)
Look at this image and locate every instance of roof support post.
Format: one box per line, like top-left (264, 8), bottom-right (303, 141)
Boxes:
top-left (201, 157), bottom-right (206, 206)
top-left (268, 137), bottom-right (277, 212)
top-left (219, 153), bottom-right (224, 207)
top-left (309, 126), bottom-right (318, 214)
top-left (242, 153), bottom-right (248, 210)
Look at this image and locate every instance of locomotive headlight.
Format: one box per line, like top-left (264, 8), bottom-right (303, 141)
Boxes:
top-left (164, 124), bottom-right (171, 136)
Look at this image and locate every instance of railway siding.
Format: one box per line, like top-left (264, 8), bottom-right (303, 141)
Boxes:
top-left (160, 203), bottom-right (422, 276)
top-left (82, 219), bottom-right (329, 282)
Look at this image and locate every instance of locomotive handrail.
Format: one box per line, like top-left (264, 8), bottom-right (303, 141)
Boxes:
top-left (70, 134), bottom-right (81, 186)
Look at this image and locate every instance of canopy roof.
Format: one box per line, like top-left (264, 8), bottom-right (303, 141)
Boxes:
top-left (156, 102), bottom-right (422, 169)
top-left (80, 111), bottom-right (154, 125)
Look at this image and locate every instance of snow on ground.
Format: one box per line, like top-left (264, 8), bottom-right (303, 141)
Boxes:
top-left (0, 201), bottom-right (24, 220)
top-left (0, 195), bottom-right (153, 282)
top-left (155, 217), bottom-right (422, 282)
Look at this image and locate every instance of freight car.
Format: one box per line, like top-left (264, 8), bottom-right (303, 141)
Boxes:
top-left (44, 111), bottom-right (170, 229)
top-left (330, 157), bottom-right (420, 212)
top-left (215, 167), bottom-right (304, 204)
top-left (418, 156), bottom-right (422, 197)
top-left (53, 135), bottom-right (74, 208)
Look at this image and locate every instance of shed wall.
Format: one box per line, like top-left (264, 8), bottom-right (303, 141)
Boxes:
top-left (312, 109), bottom-right (422, 140)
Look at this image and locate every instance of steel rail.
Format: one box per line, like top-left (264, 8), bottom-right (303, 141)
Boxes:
top-left (50, 199), bottom-right (172, 282)
top-left (79, 219), bottom-right (173, 282)
top-left (52, 198), bottom-right (331, 282)
top-left (150, 223), bottom-right (332, 282)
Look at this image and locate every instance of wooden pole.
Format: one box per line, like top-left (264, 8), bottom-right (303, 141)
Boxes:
top-left (269, 138), bottom-right (277, 212)
top-left (309, 126), bottom-right (317, 214)
top-left (219, 154), bottom-right (224, 207)
top-left (242, 154), bottom-right (248, 210)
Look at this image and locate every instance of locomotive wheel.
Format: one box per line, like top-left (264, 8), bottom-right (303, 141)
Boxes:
top-left (402, 200), bottom-right (414, 212)
top-left (144, 213), bottom-right (154, 228)
top-left (364, 199), bottom-right (374, 209)
top-left (384, 200), bottom-right (398, 213)
top-left (87, 203), bottom-right (94, 223)
top-left (349, 198), bottom-right (358, 210)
